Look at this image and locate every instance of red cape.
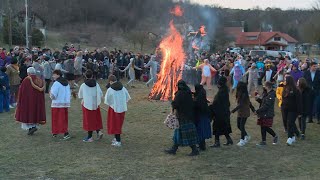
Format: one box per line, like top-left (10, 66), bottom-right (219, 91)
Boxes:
top-left (15, 75), bottom-right (46, 124)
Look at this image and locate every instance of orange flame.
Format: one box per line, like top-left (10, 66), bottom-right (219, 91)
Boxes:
top-left (199, 25), bottom-right (207, 37)
top-left (170, 5), bottom-right (184, 17)
top-left (149, 20), bottom-right (186, 101)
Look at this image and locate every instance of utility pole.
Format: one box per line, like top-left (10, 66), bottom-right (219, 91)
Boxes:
top-left (25, 0), bottom-right (29, 49)
top-left (7, 0), bottom-right (12, 47)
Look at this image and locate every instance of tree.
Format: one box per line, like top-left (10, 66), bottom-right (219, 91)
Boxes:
top-left (31, 28), bottom-right (44, 46)
top-left (126, 31), bottom-right (148, 51)
top-left (2, 17), bottom-right (24, 45)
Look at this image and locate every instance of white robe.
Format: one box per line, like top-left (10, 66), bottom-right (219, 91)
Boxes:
top-left (104, 87), bottom-right (131, 113)
top-left (78, 82), bottom-right (103, 110)
top-left (50, 81), bottom-right (71, 108)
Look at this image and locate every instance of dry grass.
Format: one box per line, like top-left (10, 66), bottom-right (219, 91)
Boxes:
top-left (1, 80), bottom-right (320, 179)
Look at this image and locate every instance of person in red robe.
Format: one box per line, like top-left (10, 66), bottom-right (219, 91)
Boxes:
top-left (78, 70), bottom-right (103, 142)
top-left (104, 75), bottom-right (131, 147)
top-left (15, 67), bottom-right (46, 135)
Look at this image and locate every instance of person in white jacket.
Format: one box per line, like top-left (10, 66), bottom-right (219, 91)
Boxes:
top-left (120, 58), bottom-right (142, 87)
top-left (104, 75), bottom-right (131, 147)
top-left (50, 69), bottom-right (71, 140)
top-left (78, 70), bottom-right (104, 142)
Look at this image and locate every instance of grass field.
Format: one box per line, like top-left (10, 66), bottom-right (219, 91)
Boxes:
top-left (1, 80), bottom-right (320, 179)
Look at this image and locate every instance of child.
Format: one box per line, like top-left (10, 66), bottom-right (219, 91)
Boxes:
top-left (231, 82), bottom-right (255, 146)
top-left (255, 81), bottom-right (278, 146)
top-left (104, 75), bottom-right (131, 147)
top-left (50, 70), bottom-right (71, 140)
top-left (276, 81), bottom-right (286, 132)
top-left (0, 67), bottom-right (10, 113)
top-left (78, 70), bottom-right (104, 142)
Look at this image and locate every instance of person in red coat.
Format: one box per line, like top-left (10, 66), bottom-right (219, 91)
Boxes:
top-left (78, 70), bottom-right (104, 142)
top-left (15, 67), bottom-right (46, 135)
top-left (104, 75), bottom-right (131, 147)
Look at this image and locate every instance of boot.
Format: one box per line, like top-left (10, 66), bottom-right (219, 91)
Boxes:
top-left (188, 145), bottom-right (200, 156)
top-left (164, 145), bottom-right (178, 155)
top-left (224, 135), bottom-right (233, 146)
top-left (199, 141), bottom-right (206, 151)
top-left (210, 139), bottom-right (220, 148)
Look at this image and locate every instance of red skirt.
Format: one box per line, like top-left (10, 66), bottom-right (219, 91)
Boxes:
top-left (257, 118), bottom-right (273, 127)
top-left (51, 108), bottom-right (68, 134)
top-left (82, 106), bottom-right (103, 131)
top-left (107, 107), bottom-right (125, 135)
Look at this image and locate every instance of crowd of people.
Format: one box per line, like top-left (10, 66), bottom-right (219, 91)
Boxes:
top-left (165, 50), bottom-right (320, 156)
top-left (1, 44), bottom-right (320, 154)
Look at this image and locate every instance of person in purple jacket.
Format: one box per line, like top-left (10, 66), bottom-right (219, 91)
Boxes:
top-left (290, 62), bottom-right (303, 83)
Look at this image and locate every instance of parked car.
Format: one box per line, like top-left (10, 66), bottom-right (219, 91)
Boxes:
top-left (249, 50), bottom-right (284, 59)
top-left (230, 47), bottom-right (241, 54)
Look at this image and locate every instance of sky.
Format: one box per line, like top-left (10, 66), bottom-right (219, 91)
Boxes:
top-left (190, 0), bottom-right (316, 10)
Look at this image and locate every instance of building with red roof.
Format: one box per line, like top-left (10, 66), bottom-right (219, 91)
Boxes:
top-left (235, 31), bottom-right (298, 52)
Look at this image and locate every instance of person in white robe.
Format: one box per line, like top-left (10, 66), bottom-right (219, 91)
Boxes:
top-left (144, 55), bottom-right (158, 87)
top-left (120, 58), bottom-right (142, 87)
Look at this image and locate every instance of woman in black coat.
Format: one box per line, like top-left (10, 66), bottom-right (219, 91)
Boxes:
top-left (193, 84), bottom-right (211, 151)
top-left (209, 76), bottom-right (233, 148)
top-left (282, 75), bottom-right (302, 146)
top-left (297, 77), bottom-right (312, 140)
top-left (165, 80), bottom-right (199, 156)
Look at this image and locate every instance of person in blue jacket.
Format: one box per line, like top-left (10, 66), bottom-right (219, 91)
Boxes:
top-left (0, 66), bottom-right (10, 113)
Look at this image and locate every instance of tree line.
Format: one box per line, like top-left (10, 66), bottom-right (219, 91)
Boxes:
top-left (0, 0), bottom-right (319, 49)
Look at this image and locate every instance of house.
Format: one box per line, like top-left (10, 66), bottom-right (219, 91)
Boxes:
top-left (235, 31), bottom-right (298, 52)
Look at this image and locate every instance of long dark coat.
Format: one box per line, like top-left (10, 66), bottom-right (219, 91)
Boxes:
top-left (209, 85), bottom-right (232, 135)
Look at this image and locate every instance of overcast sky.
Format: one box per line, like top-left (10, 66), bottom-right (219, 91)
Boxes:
top-left (190, 0), bottom-right (315, 10)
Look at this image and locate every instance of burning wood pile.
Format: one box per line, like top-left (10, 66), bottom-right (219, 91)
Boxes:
top-left (149, 5), bottom-right (186, 101)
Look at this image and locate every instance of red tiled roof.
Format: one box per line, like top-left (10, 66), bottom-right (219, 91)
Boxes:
top-left (235, 31), bottom-right (298, 46)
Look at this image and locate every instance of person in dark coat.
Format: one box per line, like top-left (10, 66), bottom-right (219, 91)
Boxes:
top-left (282, 75), bottom-right (302, 146)
top-left (0, 66), bottom-right (10, 113)
top-left (255, 81), bottom-right (278, 146)
top-left (193, 84), bottom-right (211, 151)
top-left (297, 77), bottom-right (312, 140)
top-left (303, 62), bottom-right (320, 123)
top-left (231, 82), bottom-right (255, 147)
top-left (209, 76), bottom-right (233, 148)
top-left (165, 80), bottom-right (199, 156)
top-left (19, 59), bottom-right (30, 82)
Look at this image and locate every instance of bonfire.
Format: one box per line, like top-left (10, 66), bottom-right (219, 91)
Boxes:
top-left (149, 5), bottom-right (186, 101)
